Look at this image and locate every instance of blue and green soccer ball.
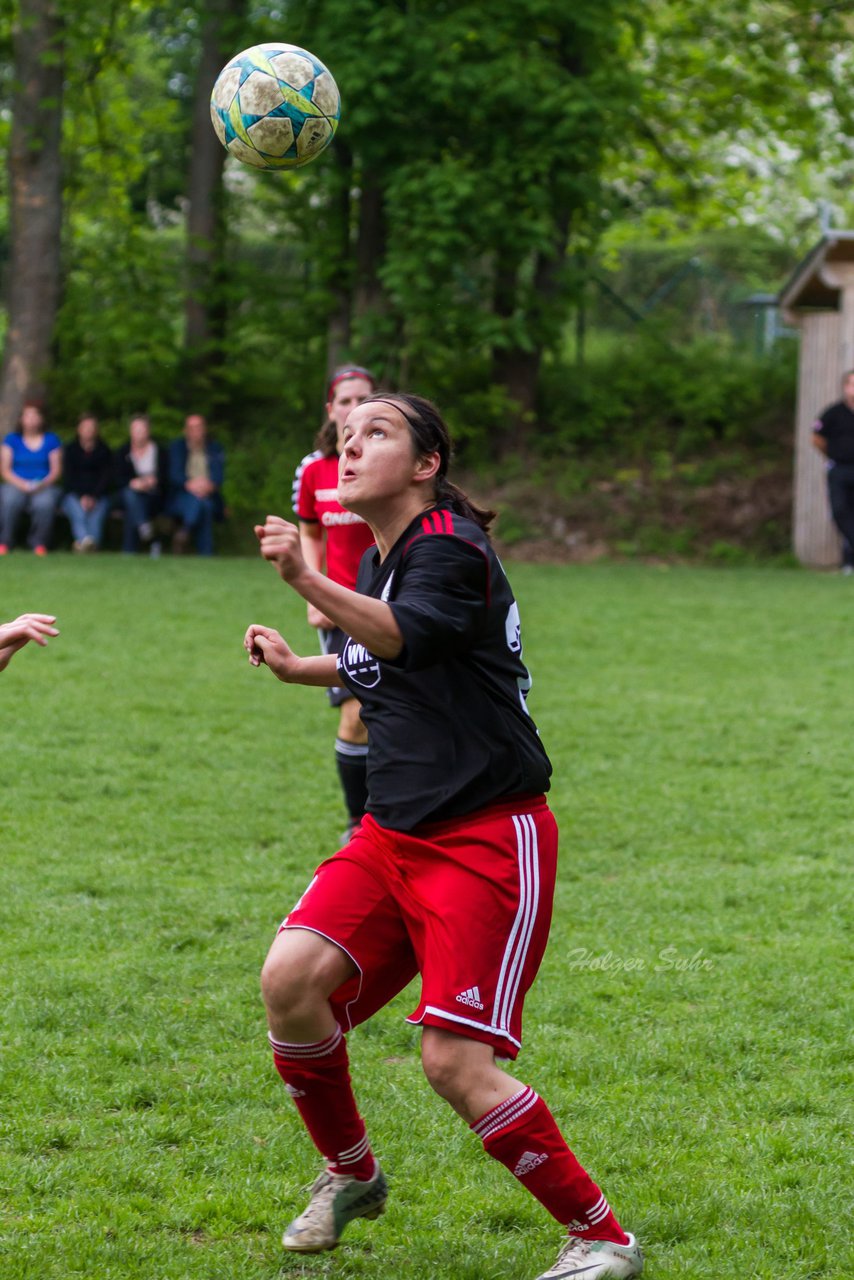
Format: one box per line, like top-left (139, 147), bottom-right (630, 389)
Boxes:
top-left (210, 43), bottom-right (340, 170)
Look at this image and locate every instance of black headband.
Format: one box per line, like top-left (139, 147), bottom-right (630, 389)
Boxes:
top-left (364, 396), bottom-right (448, 471)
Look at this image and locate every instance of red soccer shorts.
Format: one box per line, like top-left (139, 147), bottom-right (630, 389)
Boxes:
top-left (279, 795), bottom-right (558, 1059)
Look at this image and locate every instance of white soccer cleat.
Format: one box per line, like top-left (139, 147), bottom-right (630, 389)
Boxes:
top-left (534, 1232), bottom-right (644, 1279)
top-left (282, 1159), bottom-right (387, 1252)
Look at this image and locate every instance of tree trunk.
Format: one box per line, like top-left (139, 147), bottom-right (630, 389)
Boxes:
top-left (325, 143), bottom-right (354, 380)
top-left (491, 245), bottom-right (539, 449)
top-left (575, 258), bottom-right (587, 369)
top-left (184, 0), bottom-right (245, 407)
top-left (354, 176), bottom-right (386, 320)
top-left (0, 1), bottom-right (64, 434)
top-left (494, 209), bottom-right (572, 451)
top-left (501, 348), bottom-right (541, 425)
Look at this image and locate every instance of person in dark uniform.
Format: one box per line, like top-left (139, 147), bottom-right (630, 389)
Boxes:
top-left (813, 370), bottom-right (854, 573)
top-left (244, 394), bottom-right (643, 1280)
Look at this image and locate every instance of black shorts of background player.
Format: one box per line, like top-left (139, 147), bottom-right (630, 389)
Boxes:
top-left (293, 367), bottom-right (378, 834)
top-left (813, 369), bottom-right (854, 572)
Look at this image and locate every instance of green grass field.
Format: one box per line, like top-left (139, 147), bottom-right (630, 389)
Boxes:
top-left (1, 554), bottom-right (851, 1279)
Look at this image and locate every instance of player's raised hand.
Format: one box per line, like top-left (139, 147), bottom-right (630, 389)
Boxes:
top-left (0, 613), bottom-right (59, 672)
top-left (244, 623), bottom-right (301, 682)
top-left (254, 515), bottom-right (306, 583)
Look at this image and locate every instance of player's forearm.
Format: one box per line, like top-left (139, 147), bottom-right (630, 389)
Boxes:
top-left (299, 526), bottom-right (325, 575)
top-left (283, 653), bottom-right (341, 686)
top-left (288, 568), bottom-right (403, 659)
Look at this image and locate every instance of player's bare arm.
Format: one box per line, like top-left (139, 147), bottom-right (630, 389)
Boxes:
top-left (244, 624), bottom-right (339, 686)
top-left (299, 520), bottom-right (335, 630)
top-left (0, 614), bottom-right (59, 672)
top-left (0, 443), bottom-right (30, 492)
top-left (255, 516), bottom-right (403, 660)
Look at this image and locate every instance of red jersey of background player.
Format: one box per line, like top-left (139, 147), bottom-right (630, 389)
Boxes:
top-left (296, 453), bottom-right (374, 588)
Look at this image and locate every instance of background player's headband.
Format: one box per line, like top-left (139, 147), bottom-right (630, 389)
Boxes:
top-left (327, 366), bottom-right (376, 400)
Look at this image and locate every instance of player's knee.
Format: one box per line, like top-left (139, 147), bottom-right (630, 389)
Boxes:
top-left (260, 942), bottom-right (318, 1023)
top-left (260, 929), bottom-right (353, 1027)
top-left (261, 952), bottom-right (292, 1018)
top-left (420, 1033), bottom-right (471, 1108)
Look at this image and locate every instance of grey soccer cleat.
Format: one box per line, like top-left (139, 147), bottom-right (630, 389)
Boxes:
top-left (282, 1160), bottom-right (387, 1252)
top-left (534, 1232), bottom-right (644, 1278)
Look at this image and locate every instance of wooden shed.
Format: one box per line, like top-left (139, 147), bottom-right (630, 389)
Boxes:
top-left (779, 232), bottom-right (854, 567)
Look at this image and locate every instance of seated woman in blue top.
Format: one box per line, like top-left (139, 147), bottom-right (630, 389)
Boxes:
top-left (167, 413), bottom-right (225, 555)
top-left (0, 401), bottom-right (63, 555)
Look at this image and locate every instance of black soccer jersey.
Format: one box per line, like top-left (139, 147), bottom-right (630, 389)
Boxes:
top-left (336, 505), bottom-right (552, 831)
top-left (814, 401), bottom-right (854, 463)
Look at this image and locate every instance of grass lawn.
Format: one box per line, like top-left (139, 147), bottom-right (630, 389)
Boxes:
top-left (0, 554), bottom-right (851, 1279)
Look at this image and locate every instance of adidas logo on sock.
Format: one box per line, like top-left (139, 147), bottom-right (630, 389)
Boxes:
top-left (455, 985), bottom-right (485, 1011)
top-left (285, 1084), bottom-right (306, 1099)
top-left (514, 1150), bottom-right (549, 1177)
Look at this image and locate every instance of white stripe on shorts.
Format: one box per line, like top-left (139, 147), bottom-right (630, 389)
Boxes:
top-left (410, 1004), bottom-right (522, 1050)
top-left (492, 813), bottom-right (540, 1035)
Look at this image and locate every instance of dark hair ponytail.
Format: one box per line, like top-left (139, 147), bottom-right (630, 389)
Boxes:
top-left (314, 418), bottom-right (338, 457)
top-left (363, 392), bottom-right (496, 534)
top-left (434, 474), bottom-right (496, 534)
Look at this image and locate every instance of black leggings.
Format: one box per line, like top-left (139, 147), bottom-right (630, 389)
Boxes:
top-left (827, 463), bottom-right (854, 566)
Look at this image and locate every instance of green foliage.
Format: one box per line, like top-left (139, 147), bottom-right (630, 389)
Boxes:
top-left (5, 0), bottom-right (854, 452)
top-left (45, 2), bottom-right (193, 419)
top-left (51, 223), bottom-right (184, 420)
top-left (0, 556), bottom-right (851, 1278)
top-left (144, 0), bottom-right (641, 429)
top-left (607, 0), bottom-right (854, 241)
top-left (539, 335), bottom-right (796, 458)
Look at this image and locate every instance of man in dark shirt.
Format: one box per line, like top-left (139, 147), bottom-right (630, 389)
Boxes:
top-left (167, 414), bottom-right (225, 556)
top-left (813, 370), bottom-right (854, 572)
top-left (61, 414), bottom-right (113, 551)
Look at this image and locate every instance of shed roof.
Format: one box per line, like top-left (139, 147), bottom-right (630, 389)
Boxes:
top-left (779, 232), bottom-right (854, 310)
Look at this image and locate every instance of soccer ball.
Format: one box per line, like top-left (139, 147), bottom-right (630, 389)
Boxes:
top-left (210, 43), bottom-right (340, 171)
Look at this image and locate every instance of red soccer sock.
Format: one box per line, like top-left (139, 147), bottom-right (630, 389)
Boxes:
top-left (269, 1025), bottom-right (376, 1179)
top-left (472, 1087), bottom-right (630, 1245)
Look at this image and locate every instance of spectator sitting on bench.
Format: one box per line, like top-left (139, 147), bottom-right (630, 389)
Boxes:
top-left (62, 414), bottom-right (113, 552)
top-left (167, 413), bottom-right (225, 556)
top-left (0, 401), bottom-right (63, 556)
top-left (115, 414), bottom-right (169, 553)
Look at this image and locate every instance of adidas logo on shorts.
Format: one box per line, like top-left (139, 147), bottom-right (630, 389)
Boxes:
top-left (455, 985), bottom-right (485, 1011)
top-left (514, 1150), bottom-right (549, 1177)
